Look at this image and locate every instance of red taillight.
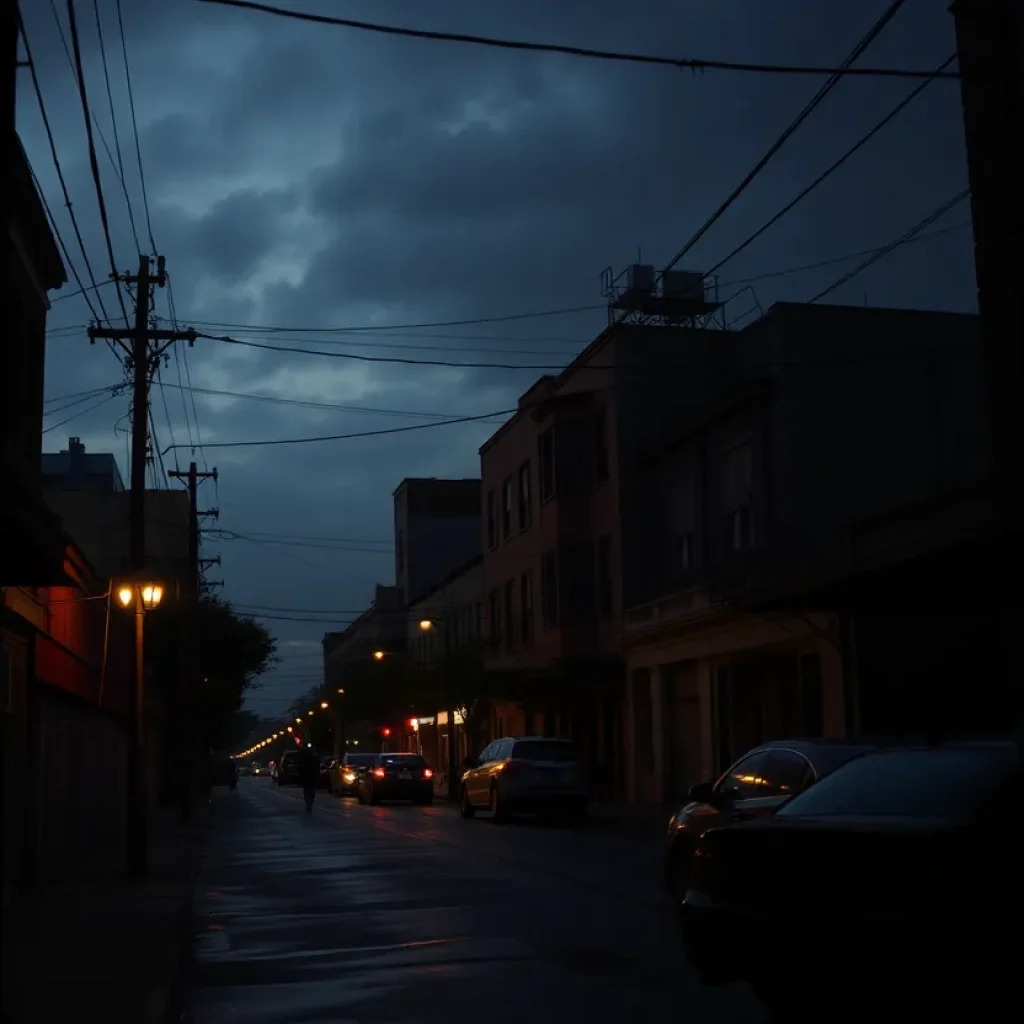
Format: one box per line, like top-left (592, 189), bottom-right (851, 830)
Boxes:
top-left (423, 768), bottom-right (433, 779)
top-left (689, 846), bottom-right (713, 889)
top-left (372, 767), bottom-right (385, 779)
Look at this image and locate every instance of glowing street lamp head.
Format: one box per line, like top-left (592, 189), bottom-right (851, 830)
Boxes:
top-left (116, 585), bottom-right (134, 608)
top-left (295, 718), bottom-right (302, 725)
top-left (419, 619), bottom-right (433, 632)
top-left (337, 688), bottom-right (345, 694)
top-left (286, 726), bottom-right (293, 733)
top-left (140, 584), bottom-right (164, 610)
top-left (307, 710), bottom-right (314, 716)
top-left (320, 701), bottom-right (329, 709)
top-left (372, 650), bottom-right (385, 661)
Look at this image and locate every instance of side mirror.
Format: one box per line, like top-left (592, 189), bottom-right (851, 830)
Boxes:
top-left (687, 781), bottom-right (716, 804)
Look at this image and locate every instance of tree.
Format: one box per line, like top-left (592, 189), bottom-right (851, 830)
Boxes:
top-left (149, 596), bottom-right (277, 749)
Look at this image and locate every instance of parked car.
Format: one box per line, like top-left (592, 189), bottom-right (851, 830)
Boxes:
top-left (357, 752), bottom-right (434, 805)
top-left (679, 739), bottom-right (1021, 1017)
top-left (663, 738), bottom-right (880, 901)
top-left (276, 749), bottom-right (303, 786)
top-left (319, 756), bottom-right (337, 792)
top-left (459, 736), bottom-right (588, 821)
top-left (336, 752), bottom-right (377, 796)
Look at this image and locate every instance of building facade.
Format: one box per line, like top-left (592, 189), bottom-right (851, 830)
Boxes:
top-left (404, 555), bottom-right (483, 781)
top-left (42, 437), bottom-right (125, 492)
top-left (393, 477), bottom-right (481, 605)
top-left (623, 302), bottom-right (989, 803)
top-left (477, 317), bottom-right (728, 798)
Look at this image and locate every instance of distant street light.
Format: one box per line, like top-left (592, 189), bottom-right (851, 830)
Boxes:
top-left (372, 650), bottom-right (386, 661)
top-left (320, 701), bottom-right (329, 709)
top-left (295, 718), bottom-right (303, 725)
top-left (419, 619), bottom-right (434, 632)
top-left (337, 688), bottom-right (345, 694)
top-left (286, 726), bottom-right (293, 733)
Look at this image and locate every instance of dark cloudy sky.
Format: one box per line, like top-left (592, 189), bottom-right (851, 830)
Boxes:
top-left (20, 0), bottom-right (975, 720)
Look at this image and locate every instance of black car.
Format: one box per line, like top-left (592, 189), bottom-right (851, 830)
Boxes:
top-left (357, 753), bottom-right (434, 805)
top-left (663, 737), bottom-right (880, 900)
top-left (276, 749), bottom-right (303, 786)
top-left (319, 757), bottom-right (337, 792)
top-left (679, 739), bottom-right (1021, 1018)
top-left (337, 752), bottom-right (377, 796)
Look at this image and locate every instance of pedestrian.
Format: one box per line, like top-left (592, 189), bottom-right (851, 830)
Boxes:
top-left (297, 745), bottom-right (320, 812)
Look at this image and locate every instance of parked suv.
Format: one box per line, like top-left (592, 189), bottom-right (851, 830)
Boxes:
top-left (459, 737), bottom-right (588, 821)
top-left (276, 749), bottom-right (303, 786)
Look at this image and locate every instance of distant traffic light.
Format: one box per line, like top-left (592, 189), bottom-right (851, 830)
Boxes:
top-left (381, 727), bottom-right (391, 738)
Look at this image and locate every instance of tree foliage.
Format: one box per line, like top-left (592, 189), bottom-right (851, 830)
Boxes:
top-left (148, 596), bottom-right (277, 748)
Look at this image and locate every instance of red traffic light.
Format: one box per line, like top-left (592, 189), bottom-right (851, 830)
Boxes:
top-left (381, 727), bottom-right (391, 737)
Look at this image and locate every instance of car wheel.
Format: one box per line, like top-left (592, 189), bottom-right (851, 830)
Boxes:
top-left (489, 784), bottom-right (508, 822)
top-left (459, 786), bottom-right (475, 819)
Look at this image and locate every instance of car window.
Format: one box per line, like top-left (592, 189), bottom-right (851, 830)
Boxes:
top-left (477, 743), bottom-right (495, 763)
top-left (344, 754), bottom-right (376, 767)
top-left (380, 754), bottom-right (426, 768)
top-left (482, 742), bottom-right (503, 764)
top-left (511, 740), bottom-right (581, 763)
top-left (777, 747), bottom-right (1018, 820)
top-left (763, 750), bottom-right (814, 795)
top-left (714, 751), bottom-right (773, 800)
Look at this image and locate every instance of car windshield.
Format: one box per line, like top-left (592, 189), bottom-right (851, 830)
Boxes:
top-left (777, 746), bottom-right (1017, 820)
top-left (345, 754), bottom-right (376, 766)
top-left (511, 740), bottom-right (582, 763)
top-left (380, 754), bottom-right (426, 768)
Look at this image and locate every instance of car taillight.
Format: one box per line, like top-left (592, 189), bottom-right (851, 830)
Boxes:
top-left (689, 846), bottom-right (714, 890)
top-left (423, 768), bottom-right (433, 779)
top-left (372, 767), bottom-right (385, 779)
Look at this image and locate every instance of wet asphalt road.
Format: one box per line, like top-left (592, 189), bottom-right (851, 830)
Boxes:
top-left (183, 778), bottom-right (767, 1023)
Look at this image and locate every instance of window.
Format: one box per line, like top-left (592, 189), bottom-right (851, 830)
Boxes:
top-left (517, 461), bottom-right (532, 530)
top-left (713, 751), bottom-right (773, 800)
top-left (723, 441), bottom-right (755, 551)
top-left (595, 408), bottom-right (609, 482)
top-left (670, 473), bottom-right (696, 577)
top-left (486, 489), bottom-right (497, 549)
top-left (510, 739), bottom-right (582, 763)
top-left (762, 750), bottom-right (814, 795)
top-left (540, 551), bottom-right (558, 627)
top-left (776, 748), bottom-right (1017, 821)
top-left (503, 579), bottom-right (515, 653)
top-left (501, 477), bottom-right (514, 540)
top-left (488, 588), bottom-right (501, 648)
top-left (520, 571), bottom-right (533, 644)
top-left (538, 429), bottom-right (555, 501)
top-left (597, 535), bottom-right (613, 616)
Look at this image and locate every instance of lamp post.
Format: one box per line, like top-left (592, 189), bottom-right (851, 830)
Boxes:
top-left (115, 578), bottom-right (164, 878)
top-left (419, 617), bottom-right (459, 800)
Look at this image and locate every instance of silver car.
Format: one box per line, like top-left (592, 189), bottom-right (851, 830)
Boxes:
top-left (458, 736), bottom-right (589, 821)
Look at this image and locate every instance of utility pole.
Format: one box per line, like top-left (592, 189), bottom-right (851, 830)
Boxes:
top-left (168, 461), bottom-right (217, 821)
top-left (89, 255), bottom-right (196, 878)
top-left (949, 0), bottom-right (1024, 722)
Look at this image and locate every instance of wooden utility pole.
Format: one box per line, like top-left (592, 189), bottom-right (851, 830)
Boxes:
top-left (90, 255), bottom-right (196, 877)
top-left (949, 0), bottom-right (1024, 722)
top-left (168, 461), bottom-right (217, 820)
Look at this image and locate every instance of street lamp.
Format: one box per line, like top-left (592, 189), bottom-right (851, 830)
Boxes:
top-left (295, 718), bottom-right (302, 725)
top-left (418, 614), bottom-right (459, 799)
top-left (372, 650), bottom-right (386, 661)
top-left (113, 577), bottom-right (165, 878)
top-left (286, 726), bottom-right (293, 733)
top-left (320, 701), bottom-right (329, 709)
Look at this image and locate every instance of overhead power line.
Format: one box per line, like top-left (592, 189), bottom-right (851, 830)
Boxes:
top-left (653, 0), bottom-right (907, 296)
top-left (707, 51), bottom-right (958, 278)
top-left (194, 0), bottom-right (962, 81)
top-left (66, 0), bottom-right (131, 326)
top-left (809, 189), bottom-right (972, 303)
top-left (43, 392), bottom-right (120, 433)
top-left (18, 11), bottom-right (113, 330)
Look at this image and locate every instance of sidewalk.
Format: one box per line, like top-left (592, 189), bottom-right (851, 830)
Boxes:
top-left (0, 801), bottom-right (208, 1024)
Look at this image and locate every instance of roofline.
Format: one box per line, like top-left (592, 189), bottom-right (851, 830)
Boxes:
top-left (407, 553), bottom-right (483, 608)
top-left (479, 321), bottom-right (620, 456)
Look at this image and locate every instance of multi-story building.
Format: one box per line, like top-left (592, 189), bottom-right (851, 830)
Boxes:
top-left (623, 302), bottom-right (989, 803)
top-left (405, 555), bottom-right (483, 780)
top-left (42, 437), bottom-right (125, 492)
top-left (2, 136), bottom-right (133, 903)
top-left (478, 273), bottom-right (727, 798)
top-left (393, 477), bottom-right (481, 605)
